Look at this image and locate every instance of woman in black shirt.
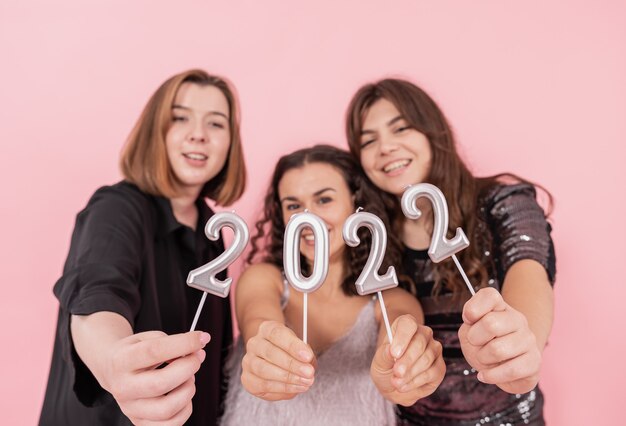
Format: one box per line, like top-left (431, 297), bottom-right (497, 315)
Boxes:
top-left (40, 69), bottom-right (246, 425)
top-left (345, 78), bottom-right (555, 425)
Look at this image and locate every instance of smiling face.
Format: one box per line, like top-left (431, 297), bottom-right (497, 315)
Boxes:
top-left (278, 162), bottom-right (354, 264)
top-left (165, 82), bottom-right (231, 198)
top-left (359, 98), bottom-right (433, 197)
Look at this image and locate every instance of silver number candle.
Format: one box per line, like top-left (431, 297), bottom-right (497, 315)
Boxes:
top-left (343, 209), bottom-right (397, 343)
top-left (342, 210), bottom-right (398, 295)
top-left (187, 211), bottom-right (250, 331)
top-left (283, 211), bottom-right (329, 343)
top-left (401, 183), bottom-right (475, 295)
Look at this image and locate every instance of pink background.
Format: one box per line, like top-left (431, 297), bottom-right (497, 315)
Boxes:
top-left (1, 1), bottom-right (624, 423)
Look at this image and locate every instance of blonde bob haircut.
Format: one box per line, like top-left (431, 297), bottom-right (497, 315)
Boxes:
top-left (120, 69), bottom-right (246, 206)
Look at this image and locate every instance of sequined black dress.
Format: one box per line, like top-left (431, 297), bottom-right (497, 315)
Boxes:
top-left (398, 183), bottom-right (556, 426)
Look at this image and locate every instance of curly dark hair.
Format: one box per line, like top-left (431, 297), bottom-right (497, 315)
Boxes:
top-left (247, 144), bottom-right (405, 296)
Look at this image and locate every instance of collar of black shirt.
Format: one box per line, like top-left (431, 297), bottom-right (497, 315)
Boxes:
top-left (153, 195), bottom-right (213, 238)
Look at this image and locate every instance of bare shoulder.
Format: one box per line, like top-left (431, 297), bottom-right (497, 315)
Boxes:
top-left (240, 262), bottom-right (283, 281)
top-left (237, 262), bottom-right (284, 292)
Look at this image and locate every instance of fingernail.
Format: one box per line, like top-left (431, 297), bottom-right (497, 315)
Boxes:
top-left (299, 365), bottom-right (314, 377)
top-left (397, 365), bottom-right (406, 376)
top-left (298, 350), bottom-right (312, 362)
top-left (299, 376), bottom-right (314, 385)
top-left (392, 346), bottom-right (402, 358)
top-left (200, 332), bottom-right (211, 345)
top-left (196, 350), bottom-right (206, 362)
top-left (477, 371), bottom-right (485, 382)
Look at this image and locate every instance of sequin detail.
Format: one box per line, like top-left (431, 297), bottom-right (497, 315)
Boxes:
top-left (398, 183), bottom-right (554, 425)
top-left (486, 184), bottom-right (555, 284)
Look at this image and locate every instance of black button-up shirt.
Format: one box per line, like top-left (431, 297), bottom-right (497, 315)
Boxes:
top-left (40, 181), bottom-right (232, 425)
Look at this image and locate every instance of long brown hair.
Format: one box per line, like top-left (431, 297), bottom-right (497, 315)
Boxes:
top-left (120, 69), bottom-right (246, 205)
top-left (248, 144), bottom-right (404, 296)
top-left (346, 78), bottom-right (551, 295)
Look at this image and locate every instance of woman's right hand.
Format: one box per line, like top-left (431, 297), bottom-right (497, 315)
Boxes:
top-left (241, 320), bottom-right (316, 401)
top-left (99, 330), bottom-right (209, 425)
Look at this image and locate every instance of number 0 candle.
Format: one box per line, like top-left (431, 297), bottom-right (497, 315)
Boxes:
top-left (283, 211), bottom-right (329, 344)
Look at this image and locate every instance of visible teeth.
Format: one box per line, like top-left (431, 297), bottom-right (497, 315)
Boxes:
top-left (383, 160), bottom-right (410, 173)
top-left (303, 235), bottom-right (315, 241)
top-left (184, 153), bottom-right (207, 160)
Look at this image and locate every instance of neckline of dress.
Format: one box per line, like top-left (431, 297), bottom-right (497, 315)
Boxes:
top-left (313, 298), bottom-right (375, 358)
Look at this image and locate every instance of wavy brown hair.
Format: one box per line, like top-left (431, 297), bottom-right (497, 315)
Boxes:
top-left (247, 144), bottom-right (405, 296)
top-left (120, 69), bottom-right (246, 205)
top-left (346, 78), bottom-right (552, 296)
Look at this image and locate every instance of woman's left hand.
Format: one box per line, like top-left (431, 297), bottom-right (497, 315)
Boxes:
top-left (370, 314), bottom-right (445, 406)
top-left (459, 287), bottom-right (542, 394)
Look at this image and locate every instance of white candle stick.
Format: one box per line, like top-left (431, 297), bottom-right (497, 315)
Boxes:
top-left (377, 291), bottom-right (394, 344)
top-left (303, 293), bottom-right (309, 344)
top-left (452, 254), bottom-right (476, 296)
top-left (190, 292), bottom-right (208, 332)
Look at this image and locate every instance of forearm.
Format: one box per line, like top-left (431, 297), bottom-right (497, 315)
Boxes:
top-left (71, 311), bottom-right (133, 388)
top-left (501, 259), bottom-right (554, 352)
top-left (235, 264), bottom-right (288, 344)
top-left (385, 290), bottom-right (424, 325)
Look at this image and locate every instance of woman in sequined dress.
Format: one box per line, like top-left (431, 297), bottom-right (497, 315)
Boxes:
top-left (345, 79), bottom-right (556, 425)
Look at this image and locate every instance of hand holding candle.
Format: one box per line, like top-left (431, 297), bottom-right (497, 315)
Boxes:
top-left (370, 314), bottom-right (445, 407)
top-left (241, 320), bottom-right (316, 401)
top-left (459, 286), bottom-right (543, 394)
top-left (343, 208), bottom-right (445, 404)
